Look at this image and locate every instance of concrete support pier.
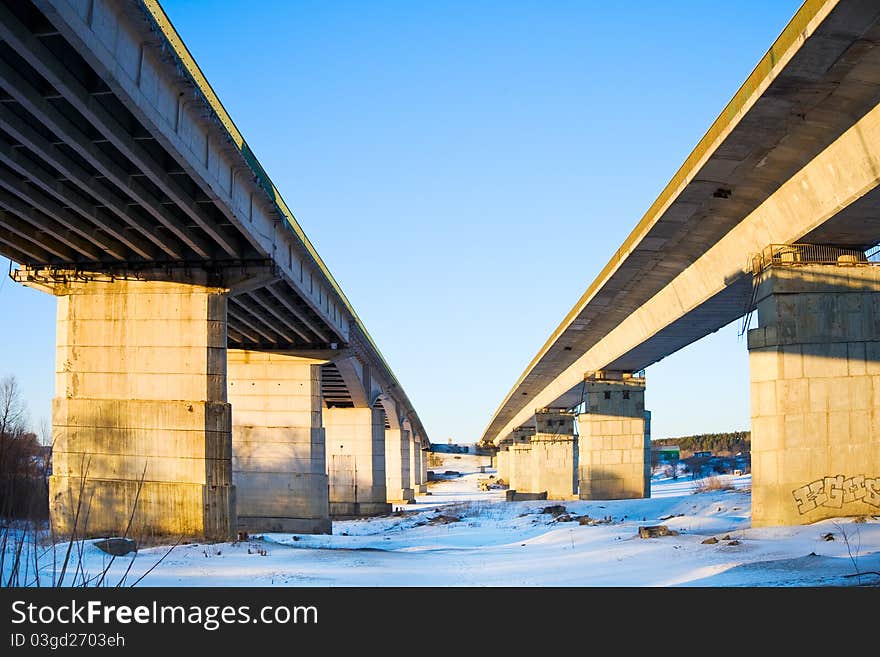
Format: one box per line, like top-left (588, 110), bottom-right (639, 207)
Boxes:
top-left (419, 445), bottom-right (428, 492)
top-left (578, 372), bottom-right (650, 500)
top-left (385, 427), bottom-right (414, 503)
top-left (324, 406), bottom-right (391, 517)
top-left (228, 349), bottom-right (330, 534)
top-left (531, 409), bottom-right (577, 499)
top-left (507, 426), bottom-right (535, 493)
top-left (748, 263), bottom-right (880, 527)
top-left (41, 274), bottom-right (234, 541)
top-left (411, 435), bottom-right (427, 494)
top-left (496, 445), bottom-right (510, 484)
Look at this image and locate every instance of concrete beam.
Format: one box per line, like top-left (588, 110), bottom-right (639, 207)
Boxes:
top-left (238, 291), bottom-right (313, 344)
top-left (332, 356), bottom-right (370, 408)
top-left (0, 161), bottom-right (128, 260)
top-left (0, 187), bottom-right (102, 260)
top-left (0, 56), bottom-right (214, 257)
top-left (227, 305), bottom-right (280, 344)
top-left (0, 226), bottom-right (53, 262)
top-left (230, 295), bottom-right (297, 344)
top-left (266, 283), bottom-right (332, 345)
top-left (0, 104), bottom-right (176, 259)
top-left (0, 208), bottom-right (75, 260)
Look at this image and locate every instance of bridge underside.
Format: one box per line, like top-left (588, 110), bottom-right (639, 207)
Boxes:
top-left (484, 0), bottom-right (880, 442)
top-left (0, 0), bottom-right (429, 541)
top-left (0, 0), bottom-right (346, 352)
top-left (482, 0), bottom-right (880, 527)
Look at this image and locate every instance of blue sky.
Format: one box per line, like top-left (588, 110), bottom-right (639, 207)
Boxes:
top-left (0, 0), bottom-right (803, 442)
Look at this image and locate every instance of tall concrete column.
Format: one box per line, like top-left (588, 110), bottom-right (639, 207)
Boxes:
top-left (578, 372), bottom-right (650, 500)
top-left (748, 263), bottom-right (880, 527)
top-left (419, 445), bottom-right (428, 491)
top-left (385, 428), bottom-right (414, 503)
top-left (39, 274), bottom-right (234, 541)
top-left (228, 349), bottom-right (330, 534)
top-left (410, 435), bottom-right (427, 494)
top-left (496, 446), bottom-right (510, 484)
top-left (531, 409), bottom-right (577, 499)
top-left (324, 406), bottom-right (390, 517)
top-left (507, 426), bottom-right (535, 492)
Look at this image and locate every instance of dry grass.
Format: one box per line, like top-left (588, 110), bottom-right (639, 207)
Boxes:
top-left (691, 476), bottom-right (735, 494)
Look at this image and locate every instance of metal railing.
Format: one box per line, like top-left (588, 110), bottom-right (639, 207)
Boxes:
top-left (749, 243), bottom-right (872, 275)
top-left (740, 243), bottom-right (878, 337)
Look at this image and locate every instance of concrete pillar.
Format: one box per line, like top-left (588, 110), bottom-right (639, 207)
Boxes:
top-left (410, 435), bottom-right (427, 494)
top-left (496, 447), bottom-right (509, 484)
top-left (578, 373), bottom-right (650, 500)
top-left (228, 349), bottom-right (330, 534)
top-left (419, 445), bottom-right (428, 490)
top-left (748, 263), bottom-right (880, 527)
top-left (507, 427), bottom-right (535, 492)
top-left (324, 406), bottom-right (390, 517)
top-left (385, 428), bottom-right (414, 502)
top-left (531, 409), bottom-right (578, 499)
top-left (509, 443), bottom-right (532, 491)
top-left (43, 275), bottom-right (234, 541)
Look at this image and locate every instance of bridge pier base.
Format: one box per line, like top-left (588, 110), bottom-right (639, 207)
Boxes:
top-left (578, 373), bottom-right (650, 500)
top-left (38, 275), bottom-right (234, 542)
top-left (385, 428), bottom-right (414, 503)
top-left (748, 264), bottom-right (880, 527)
top-left (228, 349), bottom-right (330, 534)
top-left (324, 407), bottom-right (391, 517)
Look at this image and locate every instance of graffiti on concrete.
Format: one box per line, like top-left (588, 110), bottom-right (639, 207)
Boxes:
top-left (792, 474), bottom-right (880, 514)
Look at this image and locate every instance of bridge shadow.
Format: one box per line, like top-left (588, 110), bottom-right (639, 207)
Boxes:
top-left (577, 465), bottom-right (650, 500)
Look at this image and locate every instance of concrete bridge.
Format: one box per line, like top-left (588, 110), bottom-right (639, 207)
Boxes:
top-left (484, 0), bottom-right (880, 527)
top-left (0, 0), bottom-right (428, 540)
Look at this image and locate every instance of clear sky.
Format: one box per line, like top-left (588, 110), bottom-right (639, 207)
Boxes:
top-left (0, 0), bottom-right (803, 443)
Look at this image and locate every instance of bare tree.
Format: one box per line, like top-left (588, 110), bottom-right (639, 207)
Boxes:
top-left (0, 375), bottom-right (28, 440)
top-left (0, 375), bottom-right (44, 522)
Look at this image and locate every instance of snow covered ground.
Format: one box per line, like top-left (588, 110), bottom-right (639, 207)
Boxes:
top-left (4, 452), bottom-right (879, 587)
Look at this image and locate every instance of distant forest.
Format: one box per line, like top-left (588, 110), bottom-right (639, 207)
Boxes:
top-left (652, 431), bottom-right (750, 457)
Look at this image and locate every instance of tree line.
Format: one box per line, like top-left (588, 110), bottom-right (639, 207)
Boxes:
top-left (652, 431), bottom-right (750, 457)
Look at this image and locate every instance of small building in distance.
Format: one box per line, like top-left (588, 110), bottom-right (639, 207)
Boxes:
top-left (651, 445), bottom-right (681, 463)
top-left (651, 444), bottom-right (680, 463)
